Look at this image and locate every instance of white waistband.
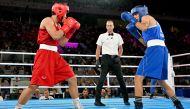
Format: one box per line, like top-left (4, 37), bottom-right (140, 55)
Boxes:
top-left (147, 39), bottom-right (165, 47)
top-left (39, 44), bottom-right (58, 52)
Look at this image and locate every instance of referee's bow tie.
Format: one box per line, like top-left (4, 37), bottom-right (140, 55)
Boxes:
top-left (108, 33), bottom-right (114, 36)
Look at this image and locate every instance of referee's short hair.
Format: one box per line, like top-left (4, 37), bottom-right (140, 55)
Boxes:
top-left (106, 19), bottom-right (114, 23)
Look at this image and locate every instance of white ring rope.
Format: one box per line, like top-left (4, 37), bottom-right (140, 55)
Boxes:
top-left (0, 51), bottom-right (143, 58)
top-left (171, 52), bottom-right (190, 68)
top-left (0, 75), bottom-right (136, 78)
top-left (0, 74), bottom-right (190, 89)
top-left (1, 85), bottom-right (189, 89)
top-left (171, 52), bottom-right (190, 58)
top-left (0, 63), bottom-right (138, 68)
top-left (0, 51), bottom-right (36, 55)
top-left (173, 64), bottom-right (190, 67)
top-left (0, 85), bottom-right (189, 89)
top-left (0, 85), bottom-right (163, 89)
top-left (1, 75), bottom-right (190, 78)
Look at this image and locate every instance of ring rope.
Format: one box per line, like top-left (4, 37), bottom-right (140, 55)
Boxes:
top-left (1, 63), bottom-right (189, 68)
top-left (1, 75), bottom-right (190, 78)
top-left (0, 85), bottom-right (189, 89)
top-left (171, 52), bottom-right (190, 58)
top-left (0, 86), bottom-right (162, 89)
top-left (173, 64), bottom-right (190, 67)
top-left (0, 63), bottom-right (138, 68)
top-left (0, 75), bottom-right (136, 78)
top-left (0, 51), bottom-right (143, 58)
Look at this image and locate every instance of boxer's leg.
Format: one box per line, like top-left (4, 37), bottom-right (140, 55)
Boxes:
top-left (15, 85), bottom-right (39, 109)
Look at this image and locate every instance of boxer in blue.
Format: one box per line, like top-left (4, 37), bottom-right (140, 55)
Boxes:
top-left (121, 5), bottom-right (184, 109)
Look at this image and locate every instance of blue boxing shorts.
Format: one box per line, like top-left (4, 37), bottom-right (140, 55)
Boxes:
top-left (136, 46), bottom-right (168, 80)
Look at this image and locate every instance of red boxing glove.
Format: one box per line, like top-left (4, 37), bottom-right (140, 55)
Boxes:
top-left (61, 17), bottom-right (77, 34)
top-left (65, 21), bottom-right (80, 39)
top-left (74, 21), bottom-right (80, 30)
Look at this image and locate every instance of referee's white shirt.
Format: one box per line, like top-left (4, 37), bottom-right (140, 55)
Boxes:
top-left (96, 32), bottom-right (124, 55)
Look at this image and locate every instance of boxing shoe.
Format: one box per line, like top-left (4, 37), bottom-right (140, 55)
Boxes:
top-left (73, 99), bottom-right (83, 109)
top-left (94, 100), bottom-right (106, 106)
top-left (134, 101), bottom-right (143, 109)
top-left (124, 101), bottom-right (130, 105)
top-left (149, 93), bottom-right (154, 99)
top-left (174, 100), bottom-right (184, 109)
top-left (74, 105), bottom-right (83, 109)
top-left (15, 103), bottom-right (23, 109)
top-left (163, 93), bottom-right (169, 99)
top-left (123, 97), bottom-right (130, 105)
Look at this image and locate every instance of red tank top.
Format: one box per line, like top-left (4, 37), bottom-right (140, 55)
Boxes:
top-left (37, 23), bottom-right (61, 46)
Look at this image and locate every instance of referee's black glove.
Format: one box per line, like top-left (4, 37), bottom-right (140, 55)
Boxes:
top-left (95, 59), bottom-right (100, 69)
top-left (93, 67), bottom-right (100, 75)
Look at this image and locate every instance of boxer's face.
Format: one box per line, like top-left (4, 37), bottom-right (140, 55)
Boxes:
top-left (106, 21), bottom-right (114, 33)
top-left (133, 13), bottom-right (140, 21)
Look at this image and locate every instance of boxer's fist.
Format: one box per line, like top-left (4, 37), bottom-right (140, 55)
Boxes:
top-left (65, 21), bottom-right (80, 39)
top-left (121, 11), bottom-right (137, 24)
top-left (61, 17), bottom-right (77, 34)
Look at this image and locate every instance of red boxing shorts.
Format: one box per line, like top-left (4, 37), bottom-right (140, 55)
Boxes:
top-left (30, 49), bottom-right (75, 86)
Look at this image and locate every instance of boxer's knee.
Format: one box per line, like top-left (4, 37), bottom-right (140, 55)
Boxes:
top-left (28, 85), bottom-right (39, 92)
top-left (134, 75), bottom-right (144, 85)
top-left (67, 76), bottom-right (77, 86)
top-left (159, 80), bottom-right (170, 89)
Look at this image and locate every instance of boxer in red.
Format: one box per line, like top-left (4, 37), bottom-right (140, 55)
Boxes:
top-left (15, 3), bottom-right (82, 109)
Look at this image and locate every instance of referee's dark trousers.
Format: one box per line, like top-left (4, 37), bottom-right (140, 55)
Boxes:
top-left (95, 54), bottom-right (129, 102)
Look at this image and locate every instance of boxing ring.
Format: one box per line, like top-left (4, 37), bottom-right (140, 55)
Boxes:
top-left (0, 51), bottom-right (190, 109)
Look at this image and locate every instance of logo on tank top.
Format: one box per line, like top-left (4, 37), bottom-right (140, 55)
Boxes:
top-left (41, 75), bottom-right (47, 79)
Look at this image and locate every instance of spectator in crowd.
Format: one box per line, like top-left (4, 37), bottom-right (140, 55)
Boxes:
top-left (32, 89), bottom-right (41, 99)
top-left (0, 78), bottom-right (10, 99)
top-left (80, 88), bottom-right (90, 99)
top-left (39, 89), bottom-right (54, 100)
top-left (106, 88), bottom-right (112, 98)
top-left (64, 88), bottom-right (71, 98)
top-left (101, 89), bottom-right (108, 99)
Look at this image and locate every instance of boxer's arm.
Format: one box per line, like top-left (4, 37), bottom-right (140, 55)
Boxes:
top-left (135, 16), bottom-right (150, 31)
top-left (138, 37), bottom-right (146, 46)
top-left (58, 37), bottom-right (69, 47)
top-left (42, 17), bottom-right (64, 40)
top-left (126, 23), bottom-right (146, 46)
top-left (126, 23), bottom-right (141, 40)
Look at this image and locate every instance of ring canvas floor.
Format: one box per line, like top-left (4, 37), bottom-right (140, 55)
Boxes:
top-left (0, 97), bottom-right (189, 109)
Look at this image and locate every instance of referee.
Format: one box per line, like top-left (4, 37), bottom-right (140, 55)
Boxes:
top-left (94, 20), bottom-right (130, 106)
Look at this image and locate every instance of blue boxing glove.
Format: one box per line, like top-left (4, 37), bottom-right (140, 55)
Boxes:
top-left (126, 23), bottom-right (141, 39)
top-left (121, 11), bottom-right (137, 24)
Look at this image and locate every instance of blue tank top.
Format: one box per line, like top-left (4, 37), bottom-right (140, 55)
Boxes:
top-left (142, 23), bottom-right (165, 43)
